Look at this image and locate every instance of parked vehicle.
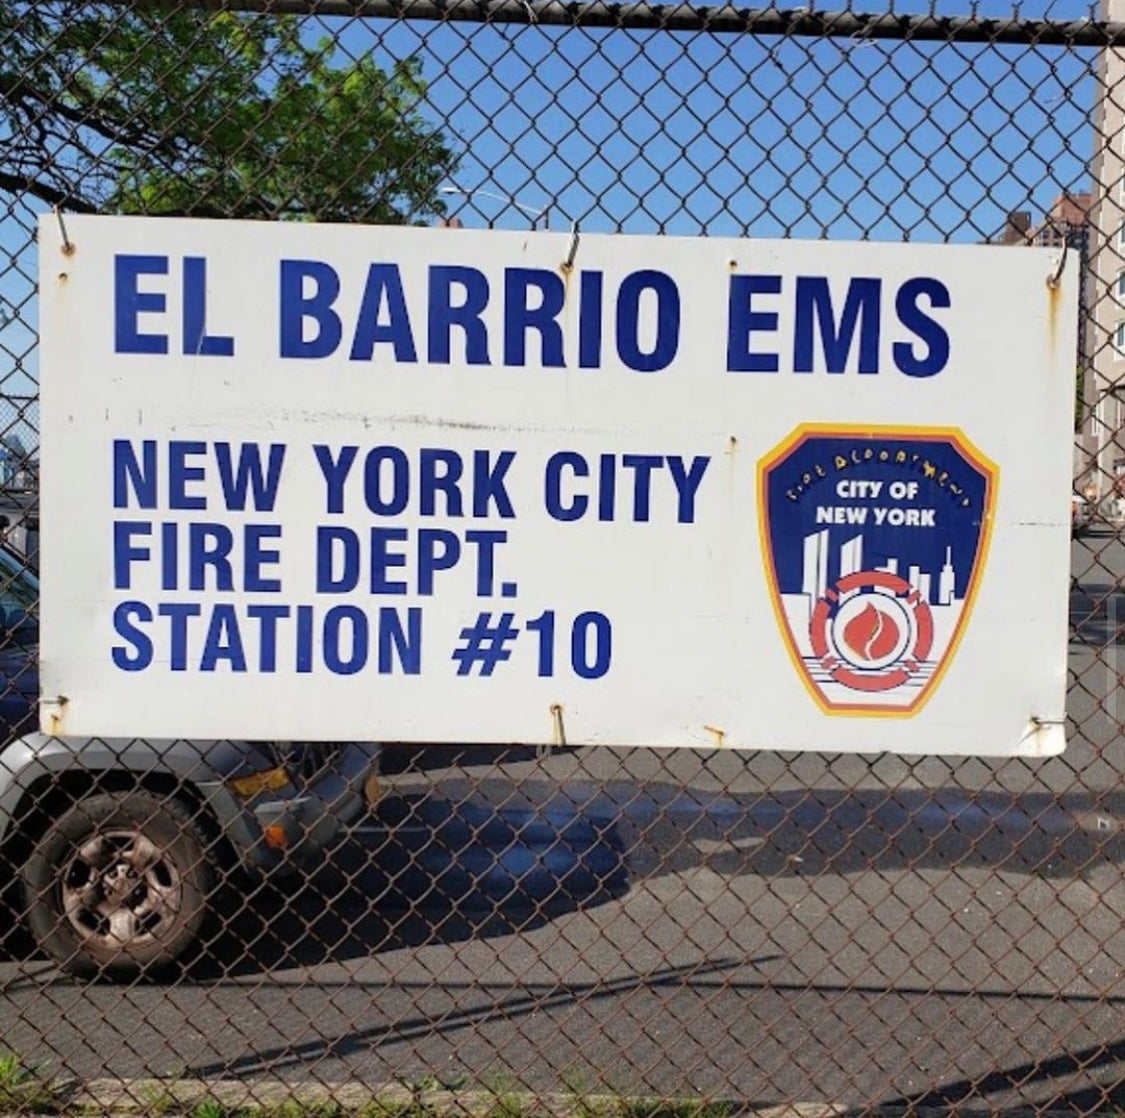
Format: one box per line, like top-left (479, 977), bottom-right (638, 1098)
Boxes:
top-left (0, 548), bottom-right (380, 979)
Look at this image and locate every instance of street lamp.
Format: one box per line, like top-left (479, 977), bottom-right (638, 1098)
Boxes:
top-left (439, 186), bottom-right (550, 230)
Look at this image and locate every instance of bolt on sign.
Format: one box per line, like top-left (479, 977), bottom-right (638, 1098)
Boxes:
top-left (39, 216), bottom-right (1076, 755)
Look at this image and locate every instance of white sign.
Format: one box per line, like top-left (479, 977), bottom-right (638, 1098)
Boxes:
top-left (40, 215), bottom-right (1076, 755)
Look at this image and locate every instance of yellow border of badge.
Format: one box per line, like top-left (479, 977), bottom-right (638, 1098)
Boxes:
top-left (756, 423), bottom-right (999, 719)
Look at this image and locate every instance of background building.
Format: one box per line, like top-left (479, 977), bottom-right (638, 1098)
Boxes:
top-left (994, 193), bottom-right (1096, 494)
top-left (1083, 0), bottom-right (1125, 499)
top-left (992, 194), bottom-right (1091, 253)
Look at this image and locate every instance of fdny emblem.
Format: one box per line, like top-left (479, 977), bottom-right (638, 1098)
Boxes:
top-left (758, 426), bottom-right (998, 716)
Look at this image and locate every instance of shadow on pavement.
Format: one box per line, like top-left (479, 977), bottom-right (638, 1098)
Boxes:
top-left (7, 772), bottom-right (1125, 979)
top-left (195, 772), bottom-right (1125, 978)
top-left (186, 956), bottom-right (756, 1080)
top-left (868, 1034), bottom-right (1125, 1115)
top-left (191, 790), bottom-right (629, 979)
top-left (605, 781), bottom-right (1125, 883)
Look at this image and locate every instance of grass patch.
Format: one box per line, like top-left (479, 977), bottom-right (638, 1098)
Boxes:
top-left (191, 1101), bottom-right (229, 1118)
top-left (265, 1104), bottom-right (342, 1118)
top-left (186, 1101), bottom-right (349, 1118)
top-left (480, 1092), bottom-right (527, 1118)
top-left (616, 1101), bottom-right (734, 1118)
top-left (0, 1049), bottom-right (65, 1113)
top-left (177, 1097), bottom-right (440, 1118)
top-left (135, 1084), bottom-right (181, 1116)
top-left (355, 1101), bottom-right (434, 1118)
top-left (559, 1070), bottom-right (733, 1118)
top-left (44, 1074), bottom-right (740, 1118)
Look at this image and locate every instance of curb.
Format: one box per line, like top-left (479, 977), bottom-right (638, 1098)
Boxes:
top-left (20, 1079), bottom-right (1098, 1118)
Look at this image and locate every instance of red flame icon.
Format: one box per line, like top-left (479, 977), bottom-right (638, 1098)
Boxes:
top-left (842, 603), bottom-right (900, 663)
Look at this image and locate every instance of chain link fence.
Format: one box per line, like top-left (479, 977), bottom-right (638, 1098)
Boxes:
top-left (2, 2), bottom-right (1125, 1114)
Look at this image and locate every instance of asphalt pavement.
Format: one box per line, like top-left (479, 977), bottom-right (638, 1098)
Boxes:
top-left (5, 533), bottom-right (1125, 1113)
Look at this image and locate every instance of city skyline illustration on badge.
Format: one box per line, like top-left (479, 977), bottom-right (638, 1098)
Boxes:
top-left (758, 426), bottom-right (998, 716)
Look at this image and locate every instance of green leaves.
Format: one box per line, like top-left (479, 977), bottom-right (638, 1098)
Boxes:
top-left (0, 6), bottom-right (457, 223)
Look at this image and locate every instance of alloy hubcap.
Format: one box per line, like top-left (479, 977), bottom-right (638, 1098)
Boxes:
top-left (60, 828), bottom-right (183, 950)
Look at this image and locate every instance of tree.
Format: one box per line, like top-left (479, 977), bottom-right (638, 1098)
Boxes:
top-left (0, 6), bottom-right (458, 223)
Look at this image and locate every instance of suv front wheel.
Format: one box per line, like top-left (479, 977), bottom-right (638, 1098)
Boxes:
top-left (21, 791), bottom-right (212, 980)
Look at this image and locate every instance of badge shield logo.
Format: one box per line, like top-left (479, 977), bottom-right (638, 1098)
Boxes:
top-left (758, 427), bottom-right (998, 716)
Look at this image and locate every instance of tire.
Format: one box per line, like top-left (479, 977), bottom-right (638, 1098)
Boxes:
top-left (21, 791), bottom-right (213, 980)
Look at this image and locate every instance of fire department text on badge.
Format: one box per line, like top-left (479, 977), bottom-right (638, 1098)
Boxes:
top-left (815, 479), bottom-right (937, 528)
top-left (819, 478), bottom-right (937, 525)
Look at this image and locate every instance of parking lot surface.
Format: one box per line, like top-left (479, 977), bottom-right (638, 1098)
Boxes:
top-left (4, 535), bottom-right (1125, 1111)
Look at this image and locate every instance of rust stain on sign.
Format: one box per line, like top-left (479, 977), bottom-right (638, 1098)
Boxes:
top-left (1020, 715), bottom-right (1066, 757)
top-left (1045, 248), bottom-right (1067, 355)
top-left (41, 694), bottom-right (69, 736)
top-left (1047, 271), bottom-right (1060, 352)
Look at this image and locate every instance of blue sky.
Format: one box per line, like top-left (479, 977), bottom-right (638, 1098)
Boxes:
top-left (0, 0), bottom-right (1112, 446)
top-left (346, 5), bottom-right (1099, 242)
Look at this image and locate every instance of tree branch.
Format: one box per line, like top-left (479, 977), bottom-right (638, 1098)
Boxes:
top-left (0, 171), bottom-right (98, 213)
top-left (0, 74), bottom-right (175, 156)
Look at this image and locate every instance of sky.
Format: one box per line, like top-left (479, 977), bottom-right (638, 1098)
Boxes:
top-left (0, 0), bottom-right (1115, 449)
top-left (315, 0), bottom-right (1106, 240)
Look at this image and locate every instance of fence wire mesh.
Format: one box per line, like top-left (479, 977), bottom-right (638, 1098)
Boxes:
top-left (2, 1), bottom-right (1125, 1115)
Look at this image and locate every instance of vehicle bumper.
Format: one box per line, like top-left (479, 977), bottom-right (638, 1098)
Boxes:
top-left (198, 742), bottom-right (380, 876)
